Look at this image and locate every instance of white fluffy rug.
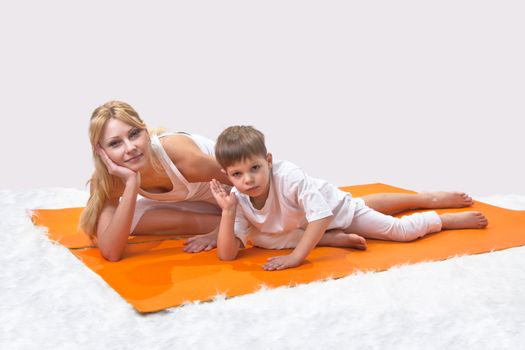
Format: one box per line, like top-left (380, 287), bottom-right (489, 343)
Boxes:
top-left (1, 189), bottom-right (525, 350)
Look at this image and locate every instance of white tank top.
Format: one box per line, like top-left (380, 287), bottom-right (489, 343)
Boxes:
top-left (137, 132), bottom-right (217, 204)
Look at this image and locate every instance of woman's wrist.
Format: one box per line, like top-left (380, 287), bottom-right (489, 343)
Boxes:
top-left (124, 173), bottom-right (140, 189)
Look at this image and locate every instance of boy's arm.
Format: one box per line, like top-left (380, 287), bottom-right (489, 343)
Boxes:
top-left (263, 215), bottom-right (333, 271)
top-left (217, 209), bottom-right (242, 261)
top-left (209, 179), bottom-right (243, 261)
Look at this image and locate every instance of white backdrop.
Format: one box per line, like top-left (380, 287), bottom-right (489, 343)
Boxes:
top-left (1, 1), bottom-right (523, 196)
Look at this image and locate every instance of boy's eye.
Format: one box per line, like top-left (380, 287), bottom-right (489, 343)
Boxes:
top-left (231, 172), bottom-right (241, 178)
top-left (251, 165), bottom-right (260, 171)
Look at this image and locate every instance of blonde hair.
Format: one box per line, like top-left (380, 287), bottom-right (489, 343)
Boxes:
top-left (79, 100), bottom-right (158, 242)
top-left (215, 125), bottom-right (267, 169)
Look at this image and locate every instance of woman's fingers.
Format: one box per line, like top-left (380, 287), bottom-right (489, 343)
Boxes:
top-left (184, 236), bottom-right (197, 244)
top-left (96, 145), bottom-right (115, 171)
top-left (96, 145), bottom-right (138, 181)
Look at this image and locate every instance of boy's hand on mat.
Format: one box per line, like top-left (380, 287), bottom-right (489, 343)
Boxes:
top-left (210, 179), bottom-right (238, 212)
top-left (96, 145), bottom-right (138, 183)
top-left (263, 254), bottom-right (303, 271)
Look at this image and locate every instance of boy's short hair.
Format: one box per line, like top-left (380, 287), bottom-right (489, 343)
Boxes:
top-left (215, 125), bottom-right (267, 169)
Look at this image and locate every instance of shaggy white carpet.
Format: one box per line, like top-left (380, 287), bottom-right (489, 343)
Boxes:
top-left (1, 188), bottom-right (524, 350)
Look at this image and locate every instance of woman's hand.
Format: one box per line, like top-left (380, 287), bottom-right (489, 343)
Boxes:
top-left (96, 145), bottom-right (140, 184)
top-left (210, 179), bottom-right (238, 212)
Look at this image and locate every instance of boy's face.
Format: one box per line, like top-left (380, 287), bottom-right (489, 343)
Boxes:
top-left (224, 154), bottom-right (273, 201)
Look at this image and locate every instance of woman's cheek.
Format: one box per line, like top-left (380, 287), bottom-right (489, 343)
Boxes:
top-left (107, 149), bottom-right (123, 165)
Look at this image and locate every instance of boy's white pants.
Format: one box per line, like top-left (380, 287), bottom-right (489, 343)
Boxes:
top-left (248, 198), bottom-right (444, 249)
top-left (344, 198), bottom-right (442, 241)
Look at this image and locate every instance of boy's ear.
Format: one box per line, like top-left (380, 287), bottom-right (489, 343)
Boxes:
top-left (266, 153), bottom-right (273, 168)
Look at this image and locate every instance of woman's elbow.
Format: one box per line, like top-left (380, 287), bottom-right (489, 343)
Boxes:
top-left (217, 250), bottom-right (238, 261)
top-left (98, 244), bottom-right (124, 262)
top-left (104, 253), bottom-right (122, 262)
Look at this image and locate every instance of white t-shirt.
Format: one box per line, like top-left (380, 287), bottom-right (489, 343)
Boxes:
top-left (232, 160), bottom-right (357, 249)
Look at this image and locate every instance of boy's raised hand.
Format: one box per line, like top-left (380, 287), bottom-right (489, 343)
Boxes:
top-left (210, 179), bottom-right (238, 211)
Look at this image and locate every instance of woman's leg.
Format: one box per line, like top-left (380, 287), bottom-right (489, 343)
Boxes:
top-left (132, 208), bottom-right (221, 253)
top-left (133, 208), bottom-right (220, 235)
top-left (361, 192), bottom-right (473, 215)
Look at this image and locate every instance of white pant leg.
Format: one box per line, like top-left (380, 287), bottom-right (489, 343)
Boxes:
top-left (345, 199), bottom-right (442, 242)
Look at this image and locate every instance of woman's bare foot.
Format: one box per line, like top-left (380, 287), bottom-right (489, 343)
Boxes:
top-left (318, 232), bottom-right (368, 250)
top-left (440, 211), bottom-right (488, 230)
top-left (420, 191), bottom-right (473, 209)
top-left (183, 228), bottom-right (218, 253)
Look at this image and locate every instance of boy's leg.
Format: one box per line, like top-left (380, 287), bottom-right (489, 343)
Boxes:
top-left (347, 200), bottom-right (442, 242)
top-left (361, 192), bottom-right (473, 215)
top-left (440, 212), bottom-right (488, 229)
top-left (348, 200), bottom-right (488, 242)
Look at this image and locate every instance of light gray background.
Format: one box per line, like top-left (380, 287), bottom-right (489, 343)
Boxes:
top-left (1, 1), bottom-right (523, 195)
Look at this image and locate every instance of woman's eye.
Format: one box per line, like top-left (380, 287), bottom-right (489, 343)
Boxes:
top-left (130, 129), bottom-right (142, 138)
top-left (108, 141), bottom-right (120, 148)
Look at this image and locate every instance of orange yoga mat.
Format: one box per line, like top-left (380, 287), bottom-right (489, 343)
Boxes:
top-left (31, 184), bottom-right (525, 313)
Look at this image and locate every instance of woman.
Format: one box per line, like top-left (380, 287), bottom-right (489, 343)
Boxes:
top-left (80, 101), bottom-right (474, 261)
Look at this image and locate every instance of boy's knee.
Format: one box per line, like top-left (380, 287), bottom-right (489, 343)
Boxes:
top-left (387, 220), bottom-right (419, 242)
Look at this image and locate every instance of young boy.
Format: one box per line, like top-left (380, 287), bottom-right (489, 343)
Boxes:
top-left (210, 126), bottom-right (488, 271)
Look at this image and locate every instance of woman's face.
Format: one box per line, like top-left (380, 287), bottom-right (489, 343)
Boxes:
top-left (99, 118), bottom-right (150, 171)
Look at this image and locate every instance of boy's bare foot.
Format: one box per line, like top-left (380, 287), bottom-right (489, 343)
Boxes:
top-left (343, 233), bottom-right (368, 250)
top-left (319, 231), bottom-right (367, 250)
top-left (440, 211), bottom-right (488, 230)
top-left (420, 191), bottom-right (473, 209)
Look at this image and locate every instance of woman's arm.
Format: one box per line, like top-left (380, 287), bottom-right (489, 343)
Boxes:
top-left (95, 176), bottom-right (139, 261)
top-left (162, 135), bottom-right (232, 185)
top-left (94, 146), bottom-right (140, 262)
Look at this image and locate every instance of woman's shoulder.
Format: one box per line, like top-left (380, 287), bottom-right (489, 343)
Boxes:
top-left (159, 132), bottom-right (204, 163)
